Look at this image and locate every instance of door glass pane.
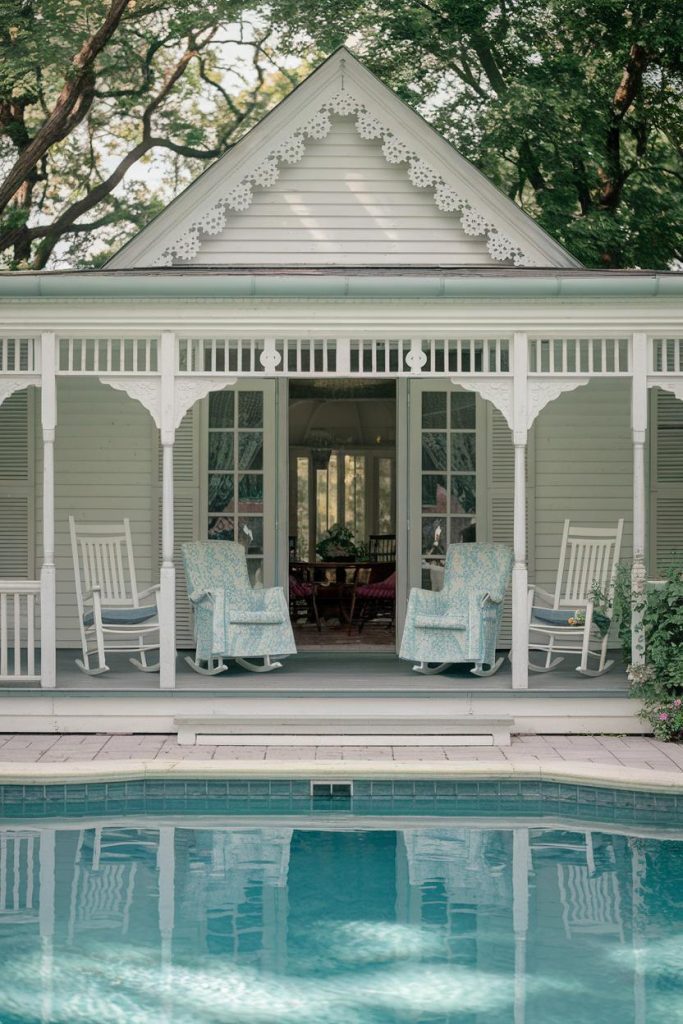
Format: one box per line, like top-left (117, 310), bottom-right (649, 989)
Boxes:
top-left (421, 474), bottom-right (448, 512)
top-left (422, 392), bottom-right (447, 429)
top-left (450, 391), bottom-right (476, 429)
top-left (208, 433), bottom-right (233, 472)
top-left (451, 516), bottom-right (477, 543)
top-left (208, 475), bottom-right (234, 513)
top-left (451, 433), bottom-right (476, 472)
top-left (238, 516), bottom-right (263, 555)
top-left (316, 453), bottom-right (338, 542)
top-left (238, 473), bottom-right (263, 513)
top-left (238, 391), bottom-right (263, 428)
top-left (422, 433), bottom-right (447, 471)
top-left (450, 475), bottom-right (476, 514)
top-left (208, 515), bottom-right (234, 540)
top-left (238, 433), bottom-right (263, 470)
top-left (209, 390), bottom-right (234, 427)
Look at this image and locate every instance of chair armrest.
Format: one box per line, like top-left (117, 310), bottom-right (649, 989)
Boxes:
top-left (187, 588), bottom-right (214, 607)
top-left (138, 584), bottom-right (160, 600)
top-left (408, 587), bottom-right (446, 616)
top-left (481, 589), bottom-right (505, 606)
top-left (528, 585), bottom-right (555, 607)
top-left (82, 586), bottom-right (101, 607)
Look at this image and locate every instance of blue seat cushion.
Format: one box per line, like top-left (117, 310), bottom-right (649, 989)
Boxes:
top-left (532, 607), bottom-right (611, 636)
top-left (83, 605), bottom-right (157, 627)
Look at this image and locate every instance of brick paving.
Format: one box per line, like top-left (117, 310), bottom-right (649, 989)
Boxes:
top-left (0, 732), bottom-right (681, 772)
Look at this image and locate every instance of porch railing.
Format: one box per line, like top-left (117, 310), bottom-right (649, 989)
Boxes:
top-left (0, 581), bottom-right (40, 683)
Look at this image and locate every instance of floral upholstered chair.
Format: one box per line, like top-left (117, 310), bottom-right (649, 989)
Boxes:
top-left (182, 541), bottom-right (296, 674)
top-left (399, 543), bottom-right (513, 676)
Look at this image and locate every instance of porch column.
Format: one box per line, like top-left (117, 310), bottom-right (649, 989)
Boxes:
top-left (631, 333), bottom-right (648, 667)
top-left (511, 332), bottom-right (529, 689)
top-left (40, 333), bottom-right (57, 689)
top-left (159, 331), bottom-right (176, 689)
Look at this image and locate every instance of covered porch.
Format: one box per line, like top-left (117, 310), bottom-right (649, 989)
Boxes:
top-left (0, 279), bottom-right (681, 737)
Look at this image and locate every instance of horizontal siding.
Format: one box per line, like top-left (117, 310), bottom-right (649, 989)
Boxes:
top-left (531, 380), bottom-right (633, 594)
top-left (35, 378), bottom-right (156, 646)
top-left (183, 117), bottom-right (499, 267)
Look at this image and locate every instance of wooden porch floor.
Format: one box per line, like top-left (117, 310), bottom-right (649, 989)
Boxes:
top-left (0, 648), bottom-right (630, 696)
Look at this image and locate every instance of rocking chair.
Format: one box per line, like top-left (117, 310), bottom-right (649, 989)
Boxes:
top-left (69, 516), bottom-right (160, 676)
top-left (527, 518), bottom-right (624, 677)
top-left (182, 540), bottom-right (296, 674)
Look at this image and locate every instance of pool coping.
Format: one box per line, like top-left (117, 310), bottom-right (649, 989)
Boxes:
top-left (1, 759), bottom-right (683, 793)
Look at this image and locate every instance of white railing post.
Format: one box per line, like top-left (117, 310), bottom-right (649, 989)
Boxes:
top-left (40, 332), bottom-right (57, 689)
top-left (511, 332), bottom-right (529, 689)
top-left (631, 333), bottom-right (648, 667)
top-left (159, 331), bottom-right (176, 689)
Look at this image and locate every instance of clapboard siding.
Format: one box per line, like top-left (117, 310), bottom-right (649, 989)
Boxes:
top-left (531, 380), bottom-right (633, 593)
top-left (183, 117), bottom-right (499, 267)
top-left (35, 378), bottom-right (156, 646)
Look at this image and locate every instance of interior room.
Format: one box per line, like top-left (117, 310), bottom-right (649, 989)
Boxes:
top-left (288, 379), bottom-right (397, 650)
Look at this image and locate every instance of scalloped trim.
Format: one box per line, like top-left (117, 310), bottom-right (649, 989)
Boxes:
top-left (153, 89), bottom-right (538, 267)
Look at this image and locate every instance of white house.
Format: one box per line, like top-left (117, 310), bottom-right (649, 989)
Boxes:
top-left (0, 48), bottom-right (681, 738)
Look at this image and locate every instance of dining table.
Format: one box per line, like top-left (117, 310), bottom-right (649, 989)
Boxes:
top-left (289, 559), bottom-right (391, 625)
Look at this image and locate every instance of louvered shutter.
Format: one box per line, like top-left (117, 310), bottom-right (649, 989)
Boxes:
top-left (652, 391), bottom-right (683, 573)
top-left (0, 391), bottom-right (34, 577)
top-left (487, 408), bottom-right (514, 644)
top-left (155, 408), bottom-right (200, 647)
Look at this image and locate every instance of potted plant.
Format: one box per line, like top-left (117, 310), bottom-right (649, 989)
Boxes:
top-left (315, 523), bottom-right (366, 562)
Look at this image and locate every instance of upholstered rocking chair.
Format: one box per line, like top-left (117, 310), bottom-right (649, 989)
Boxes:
top-left (182, 540), bottom-right (296, 674)
top-left (69, 516), bottom-right (160, 675)
top-left (399, 543), bottom-right (513, 676)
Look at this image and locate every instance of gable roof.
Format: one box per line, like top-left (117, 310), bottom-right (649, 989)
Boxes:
top-left (107, 47), bottom-right (580, 271)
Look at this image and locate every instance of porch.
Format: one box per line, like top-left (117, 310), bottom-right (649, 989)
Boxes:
top-left (0, 648), bottom-right (639, 737)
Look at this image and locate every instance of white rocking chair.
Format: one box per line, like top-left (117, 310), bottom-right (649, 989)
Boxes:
top-left (69, 516), bottom-right (160, 675)
top-left (527, 518), bottom-right (624, 677)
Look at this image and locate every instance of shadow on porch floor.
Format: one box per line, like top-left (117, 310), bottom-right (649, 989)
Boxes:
top-left (16, 648), bottom-right (633, 695)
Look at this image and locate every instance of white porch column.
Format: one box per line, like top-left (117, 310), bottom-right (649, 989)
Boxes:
top-left (511, 332), bottom-right (529, 689)
top-left (40, 333), bottom-right (57, 689)
top-left (512, 828), bottom-right (529, 1024)
top-left (631, 333), bottom-right (648, 667)
top-left (159, 332), bottom-right (176, 689)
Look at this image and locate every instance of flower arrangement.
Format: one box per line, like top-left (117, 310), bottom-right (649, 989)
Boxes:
top-left (315, 523), bottom-right (366, 561)
top-left (648, 696), bottom-right (683, 742)
top-left (567, 610), bottom-right (586, 627)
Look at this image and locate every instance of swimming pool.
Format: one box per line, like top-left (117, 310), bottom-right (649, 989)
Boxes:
top-left (0, 779), bottom-right (682, 1023)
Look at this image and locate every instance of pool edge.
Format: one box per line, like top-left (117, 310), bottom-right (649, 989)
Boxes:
top-left (1, 758), bottom-right (682, 793)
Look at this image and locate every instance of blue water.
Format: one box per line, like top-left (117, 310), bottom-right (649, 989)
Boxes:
top-left (0, 817), bottom-right (682, 1023)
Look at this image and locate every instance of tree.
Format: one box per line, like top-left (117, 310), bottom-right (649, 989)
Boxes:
top-left (0, 0), bottom-right (311, 268)
top-left (271, 0), bottom-right (683, 268)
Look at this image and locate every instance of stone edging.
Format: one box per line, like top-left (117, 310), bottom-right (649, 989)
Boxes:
top-left (0, 759), bottom-right (682, 793)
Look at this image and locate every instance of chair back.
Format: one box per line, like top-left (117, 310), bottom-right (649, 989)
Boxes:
top-left (368, 534), bottom-right (396, 561)
top-left (181, 540), bottom-right (252, 596)
top-left (442, 543), bottom-right (513, 596)
top-left (553, 519), bottom-right (624, 609)
top-left (69, 517), bottom-right (140, 617)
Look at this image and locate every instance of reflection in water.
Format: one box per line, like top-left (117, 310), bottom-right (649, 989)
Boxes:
top-left (0, 821), bottom-right (681, 1022)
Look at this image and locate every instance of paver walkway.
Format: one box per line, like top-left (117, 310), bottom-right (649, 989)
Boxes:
top-left (0, 733), bottom-right (682, 773)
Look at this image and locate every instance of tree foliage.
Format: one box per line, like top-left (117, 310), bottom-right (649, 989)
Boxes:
top-left (0, 0), bottom-right (312, 268)
top-left (272, 0), bottom-right (683, 268)
top-left (0, 0), bottom-right (681, 269)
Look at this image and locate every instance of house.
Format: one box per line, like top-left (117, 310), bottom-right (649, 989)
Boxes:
top-left (0, 48), bottom-right (681, 737)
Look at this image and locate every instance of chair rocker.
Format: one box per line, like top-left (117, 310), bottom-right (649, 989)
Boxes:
top-left (399, 543), bottom-right (513, 676)
top-left (526, 518), bottom-right (624, 677)
top-left (182, 540), bottom-right (296, 674)
top-left (69, 516), bottom-right (160, 676)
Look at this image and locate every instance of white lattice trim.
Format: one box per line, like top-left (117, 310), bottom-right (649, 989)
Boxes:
top-left (154, 87), bottom-right (540, 267)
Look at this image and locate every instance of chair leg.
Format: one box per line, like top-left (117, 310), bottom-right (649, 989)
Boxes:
top-left (413, 661), bottom-right (450, 675)
top-left (471, 656), bottom-right (505, 677)
top-left (130, 634), bottom-right (160, 673)
top-left (75, 630), bottom-right (109, 676)
top-left (576, 634), bottom-right (614, 677)
top-left (184, 654), bottom-right (228, 676)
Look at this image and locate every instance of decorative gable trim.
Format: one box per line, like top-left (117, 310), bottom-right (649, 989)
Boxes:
top-left (153, 86), bottom-right (538, 268)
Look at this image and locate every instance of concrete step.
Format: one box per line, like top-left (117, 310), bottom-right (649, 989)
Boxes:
top-left (175, 714), bottom-right (514, 746)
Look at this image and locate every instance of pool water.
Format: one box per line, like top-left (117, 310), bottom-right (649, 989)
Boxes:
top-left (0, 807), bottom-right (682, 1022)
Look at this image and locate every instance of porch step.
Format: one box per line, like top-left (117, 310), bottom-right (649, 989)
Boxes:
top-left (174, 715), bottom-right (514, 747)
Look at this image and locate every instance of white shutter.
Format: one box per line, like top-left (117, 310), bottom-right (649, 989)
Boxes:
top-left (154, 408), bottom-right (200, 647)
top-left (0, 391), bottom-right (34, 577)
top-left (652, 390), bottom-right (683, 573)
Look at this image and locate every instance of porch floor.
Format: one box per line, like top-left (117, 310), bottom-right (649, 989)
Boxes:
top-left (1, 648), bottom-right (630, 695)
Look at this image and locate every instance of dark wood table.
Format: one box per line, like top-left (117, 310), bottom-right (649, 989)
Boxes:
top-left (289, 560), bottom-right (394, 624)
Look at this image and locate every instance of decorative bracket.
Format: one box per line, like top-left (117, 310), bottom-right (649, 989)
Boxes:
top-left (526, 378), bottom-right (589, 430)
top-left (99, 376), bottom-right (162, 429)
top-left (174, 377), bottom-right (237, 429)
top-left (647, 377), bottom-right (683, 405)
top-left (0, 376), bottom-right (40, 407)
top-left (456, 378), bottom-right (514, 430)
